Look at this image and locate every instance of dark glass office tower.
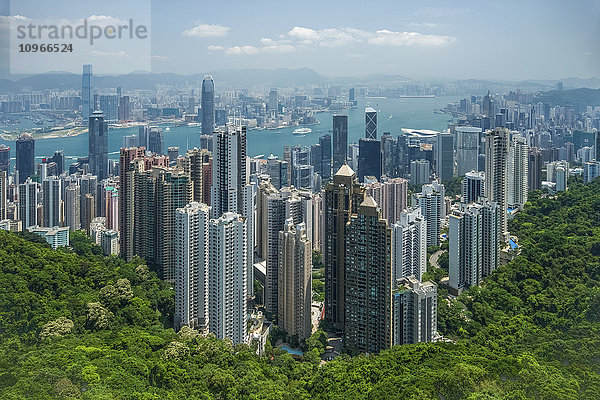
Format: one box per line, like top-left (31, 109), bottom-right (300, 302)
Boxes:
top-left (381, 134), bottom-right (397, 177)
top-left (201, 75), bottom-right (215, 135)
top-left (365, 107), bottom-right (377, 139)
top-left (358, 138), bottom-right (381, 182)
top-left (89, 109), bottom-right (108, 180)
top-left (0, 145), bottom-right (10, 172)
top-left (82, 64), bottom-right (93, 122)
top-left (332, 115), bottom-right (348, 172)
top-left (310, 144), bottom-right (322, 177)
top-left (319, 134), bottom-right (332, 180)
top-left (16, 133), bottom-right (35, 184)
top-left (436, 132), bottom-right (454, 182)
top-left (148, 127), bottom-right (164, 155)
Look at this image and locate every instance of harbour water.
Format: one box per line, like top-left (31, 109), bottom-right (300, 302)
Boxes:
top-left (0, 96), bottom-right (458, 163)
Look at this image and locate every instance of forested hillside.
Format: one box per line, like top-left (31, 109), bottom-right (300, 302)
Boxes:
top-left (1, 181), bottom-right (600, 399)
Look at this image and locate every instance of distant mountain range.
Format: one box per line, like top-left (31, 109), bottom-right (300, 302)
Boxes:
top-left (0, 68), bottom-right (327, 92)
top-left (0, 67), bottom-right (598, 93)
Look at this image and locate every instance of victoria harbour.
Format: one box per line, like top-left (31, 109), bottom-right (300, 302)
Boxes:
top-left (0, 96), bottom-right (457, 161)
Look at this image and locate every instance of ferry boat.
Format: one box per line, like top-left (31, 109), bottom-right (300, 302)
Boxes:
top-left (293, 127), bottom-right (312, 135)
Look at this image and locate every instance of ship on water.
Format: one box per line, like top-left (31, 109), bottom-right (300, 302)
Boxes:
top-left (293, 127), bottom-right (312, 135)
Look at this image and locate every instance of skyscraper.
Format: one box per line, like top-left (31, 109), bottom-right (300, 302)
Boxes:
top-left (133, 166), bottom-right (192, 281)
top-left (319, 134), bottom-right (332, 180)
top-left (482, 91), bottom-right (493, 117)
top-left (104, 186), bottom-right (118, 231)
top-left (332, 115), bottom-right (348, 172)
top-left (310, 144), bottom-right (322, 178)
top-left (418, 181), bottom-right (445, 247)
top-left (208, 212), bottom-right (248, 345)
top-left (265, 154), bottom-right (288, 190)
top-left (201, 75), bottom-right (215, 135)
top-left (95, 94), bottom-right (119, 122)
top-left (175, 202), bottom-right (211, 331)
top-left (456, 127), bottom-right (482, 176)
top-left (0, 145), bottom-right (10, 172)
top-left (268, 89), bottom-right (278, 117)
top-left (16, 133), bottom-right (35, 184)
top-left (358, 138), bottom-right (381, 182)
top-left (392, 208), bottom-right (427, 281)
top-left (168, 147), bottom-right (179, 165)
top-left (18, 178), bottom-right (38, 229)
top-left (324, 165), bottom-right (366, 330)
top-left (184, 148), bottom-right (211, 203)
top-left (462, 171), bottom-right (484, 203)
top-left (449, 203), bottom-right (482, 294)
top-left (0, 171), bottom-right (6, 220)
top-left (278, 219), bottom-right (312, 340)
top-left (449, 199), bottom-right (499, 295)
top-left (480, 199), bottom-right (500, 278)
top-left (147, 127), bottom-right (164, 155)
top-left (365, 107), bottom-right (377, 139)
top-left (211, 125), bottom-right (247, 218)
top-left (435, 132), bottom-right (454, 181)
top-left (344, 195), bottom-right (392, 353)
top-left (119, 147), bottom-right (146, 260)
top-left (381, 134), bottom-right (398, 177)
top-left (259, 184), bottom-right (306, 314)
top-left (42, 176), bottom-right (62, 227)
top-left (81, 194), bottom-right (95, 234)
top-left (528, 147), bottom-right (542, 192)
top-left (484, 128), bottom-right (509, 239)
top-left (82, 64), bottom-right (93, 122)
top-left (89, 109), bottom-right (108, 180)
top-left (583, 161), bottom-right (600, 183)
top-left (508, 134), bottom-right (529, 210)
top-left (410, 159), bottom-right (430, 186)
top-left (365, 177), bottom-right (409, 224)
top-left (65, 184), bottom-right (81, 231)
top-left (555, 164), bottom-right (568, 192)
top-left (392, 276), bottom-right (437, 345)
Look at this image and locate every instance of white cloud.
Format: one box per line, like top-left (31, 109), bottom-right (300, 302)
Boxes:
top-left (151, 55), bottom-right (170, 61)
top-left (287, 26), bottom-right (453, 48)
top-left (182, 23), bottom-right (229, 38)
top-left (89, 50), bottom-right (128, 57)
top-left (85, 15), bottom-right (126, 27)
top-left (347, 53), bottom-right (364, 58)
top-left (225, 46), bottom-right (259, 55)
top-left (369, 30), bottom-right (455, 47)
top-left (0, 15), bottom-right (30, 29)
top-left (208, 25), bottom-right (454, 56)
top-left (408, 22), bottom-right (438, 28)
top-left (216, 43), bottom-right (295, 56)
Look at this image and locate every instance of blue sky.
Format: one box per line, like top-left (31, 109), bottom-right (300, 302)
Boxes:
top-left (4, 0), bottom-right (600, 80)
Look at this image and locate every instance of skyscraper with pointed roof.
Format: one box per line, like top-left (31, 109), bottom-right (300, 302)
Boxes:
top-left (324, 164), bottom-right (366, 330)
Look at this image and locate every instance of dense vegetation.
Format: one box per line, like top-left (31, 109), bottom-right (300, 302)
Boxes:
top-left (1, 181), bottom-right (600, 398)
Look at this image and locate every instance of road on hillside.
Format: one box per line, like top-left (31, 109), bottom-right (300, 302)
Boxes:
top-left (430, 249), bottom-right (447, 269)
